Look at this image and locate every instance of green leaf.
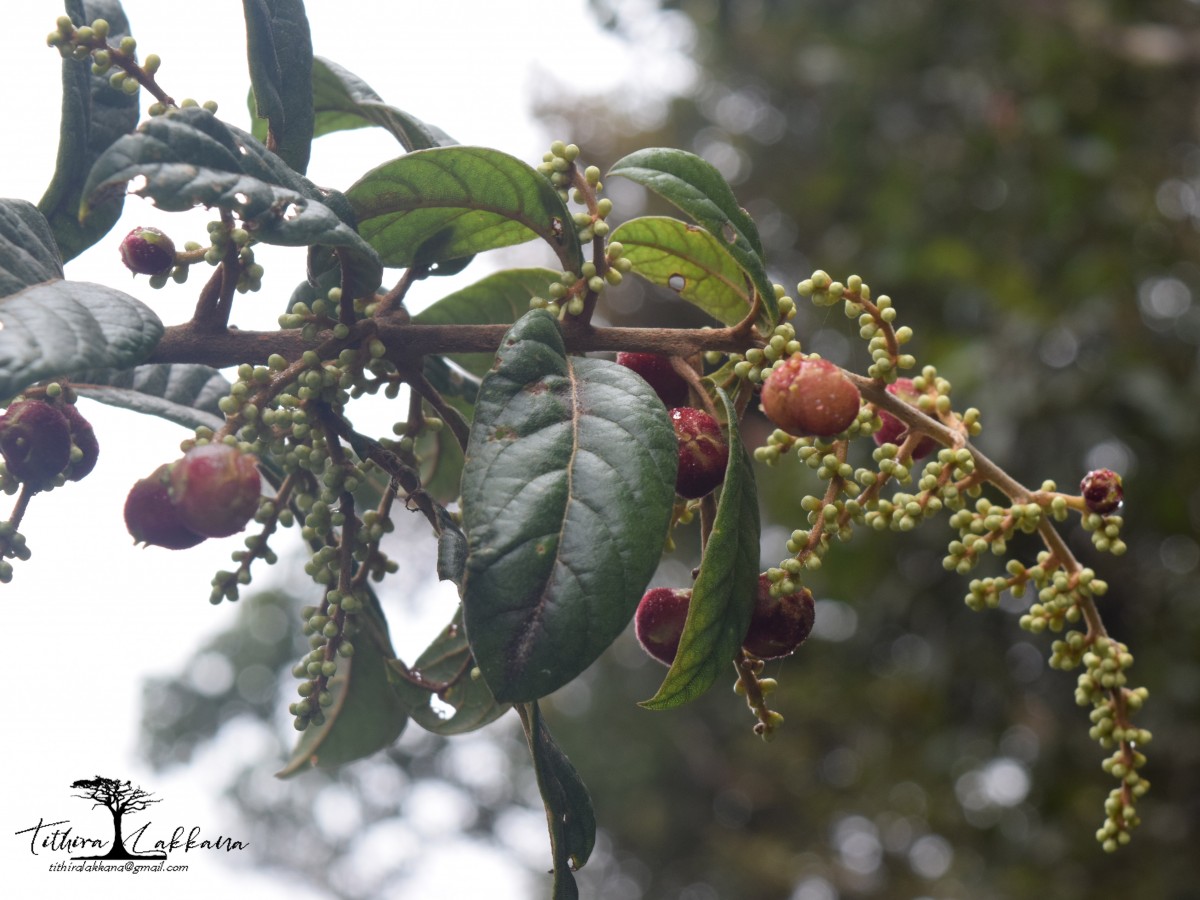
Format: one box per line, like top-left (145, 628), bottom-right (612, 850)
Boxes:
top-left (71, 364), bottom-right (229, 430)
top-left (0, 200), bottom-right (63, 295)
top-left (608, 148), bottom-right (778, 331)
top-left (389, 609), bottom-right (509, 736)
top-left (346, 147), bottom-right (584, 273)
top-left (82, 108), bottom-right (382, 297)
top-left (0, 204), bottom-right (163, 399)
top-left (609, 216), bottom-right (752, 325)
top-left (641, 387), bottom-right (760, 709)
top-left (460, 310), bottom-right (677, 703)
top-left (243, 0), bottom-right (314, 174)
top-left (518, 701), bottom-right (595, 899)
top-left (414, 268), bottom-right (559, 377)
top-left (415, 419), bottom-right (465, 505)
top-left (38, 0), bottom-right (140, 262)
top-left (277, 608), bottom-right (407, 776)
top-left (311, 57), bottom-right (455, 149)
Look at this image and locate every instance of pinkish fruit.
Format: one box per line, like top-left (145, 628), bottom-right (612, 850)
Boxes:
top-left (635, 587), bottom-right (692, 665)
top-left (670, 407), bottom-right (728, 499)
top-left (119, 226), bottom-right (176, 276)
top-left (168, 444), bottom-right (261, 538)
top-left (60, 403), bottom-right (99, 481)
top-left (873, 377), bottom-right (937, 459)
top-left (742, 574), bottom-right (815, 660)
top-left (760, 355), bottom-right (861, 438)
top-left (617, 352), bottom-right (690, 408)
top-left (0, 399), bottom-right (72, 488)
top-left (1081, 469), bottom-right (1123, 515)
top-left (124, 465), bottom-right (207, 550)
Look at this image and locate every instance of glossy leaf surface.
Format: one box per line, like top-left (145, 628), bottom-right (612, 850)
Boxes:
top-left (608, 148), bottom-right (778, 330)
top-left (38, 0), bottom-right (139, 262)
top-left (347, 147), bottom-right (584, 273)
top-left (243, 0), bottom-right (314, 173)
top-left (82, 108), bottom-right (382, 297)
top-left (519, 701), bottom-right (596, 899)
top-left (414, 268), bottom-right (559, 377)
top-left (460, 310), bottom-right (677, 702)
top-left (390, 609), bottom-right (508, 736)
top-left (609, 216), bottom-right (751, 325)
top-left (72, 364), bottom-right (229, 431)
top-left (642, 387), bottom-right (760, 709)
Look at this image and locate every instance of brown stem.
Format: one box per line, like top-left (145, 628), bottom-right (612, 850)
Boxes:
top-left (147, 319), bottom-right (760, 368)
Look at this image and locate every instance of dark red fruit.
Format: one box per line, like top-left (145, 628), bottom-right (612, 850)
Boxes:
top-left (873, 377), bottom-right (937, 460)
top-left (670, 407), bottom-right (728, 499)
top-left (1081, 468), bottom-right (1123, 515)
top-left (742, 574), bottom-right (815, 660)
top-left (124, 465), bottom-right (207, 550)
top-left (119, 226), bottom-right (176, 276)
top-left (168, 444), bottom-right (262, 538)
top-left (761, 355), bottom-right (861, 437)
top-left (60, 403), bottom-right (99, 481)
top-left (617, 352), bottom-right (690, 408)
top-left (635, 587), bottom-right (692, 665)
top-left (0, 399), bottom-right (72, 488)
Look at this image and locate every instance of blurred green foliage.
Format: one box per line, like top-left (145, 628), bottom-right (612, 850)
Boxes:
top-left (141, 1), bottom-right (1200, 898)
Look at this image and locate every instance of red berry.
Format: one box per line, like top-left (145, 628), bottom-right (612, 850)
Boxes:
top-left (60, 403), bottom-right (99, 482)
top-left (1081, 469), bottom-right (1123, 515)
top-left (617, 352), bottom-right (690, 408)
top-left (742, 574), bottom-right (815, 660)
top-left (873, 378), bottom-right (937, 460)
top-left (760, 355), bottom-right (861, 437)
top-left (124, 465), bottom-right (207, 550)
top-left (670, 407), bottom-right (728, 499)
top-left (168, 444), bottom-right (262, 538)
top-left (0, 399), bottom-right (72, 488)
top-left (635, 587), bottom-right (692, 665)
top-left (119, 226), bottom-right (176, 276)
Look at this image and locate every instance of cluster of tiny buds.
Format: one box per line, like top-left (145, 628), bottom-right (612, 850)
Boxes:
top-left (536, 140), bottom-right (602, 202)
top-left (289, 593), bottom-right (363, 730)
top-left (279, 288), bottom-right (361, 342)
top-left (147, 97), bottom-right (218, 118)
top-left (722, 287), bottom-right (800, 384)
top-left (798, 271), bottom-right (917, 380)
top-left (46, 16), bottom-right (165, 101)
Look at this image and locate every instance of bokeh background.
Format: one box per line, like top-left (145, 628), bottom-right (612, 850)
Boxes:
top-left (5, 2), bottom-right (1200, 899)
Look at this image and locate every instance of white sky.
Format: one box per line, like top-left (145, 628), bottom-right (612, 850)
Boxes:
top-left (0, 3), bottom-right (694, 898)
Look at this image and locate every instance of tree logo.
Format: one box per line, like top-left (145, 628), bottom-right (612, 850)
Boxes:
top-left (68, 776), bottom-right (167, 861)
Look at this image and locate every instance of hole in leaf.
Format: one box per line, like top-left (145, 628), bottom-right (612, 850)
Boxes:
top-left (668, 273), bottom-right (686, 292)
top-left (282, 202), bottom-right (303, 221)
top-left (129, 174), bottom-right (148, 194)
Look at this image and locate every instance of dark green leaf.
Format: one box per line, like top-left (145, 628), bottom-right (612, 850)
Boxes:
top-left (0, 200), bottom-right (63, 295)
top-left (81, 108), bottom-right (382, 297)
top-left (38, 0), bottom-right (139, 262)
top-left (641, 387), bottom-right (760, 709)
top-left (414, 268), bottom-right (559, 377)
top-left (0, 281), bottom-right (163, 401)
top-left (389, 609), bottom-right (508, 736)
top-left (277, 610), bottom-right (407, 776)
top-left (243, 0), bottom-right (314, 174)
top-left (346, 147), bottom-right (584, 272)
top-left (518, 701), bottom-right (595, 899)
top-left (460, 310), bottom-right (677, 703)
top-left (608, 148), bottom-right (778, 330)
top-left (72, 364), bottom-right (229, 430)
top-left (609, 216), bottom-right (752, 325)
top-left (310, 57), bottom-right (455, 149)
